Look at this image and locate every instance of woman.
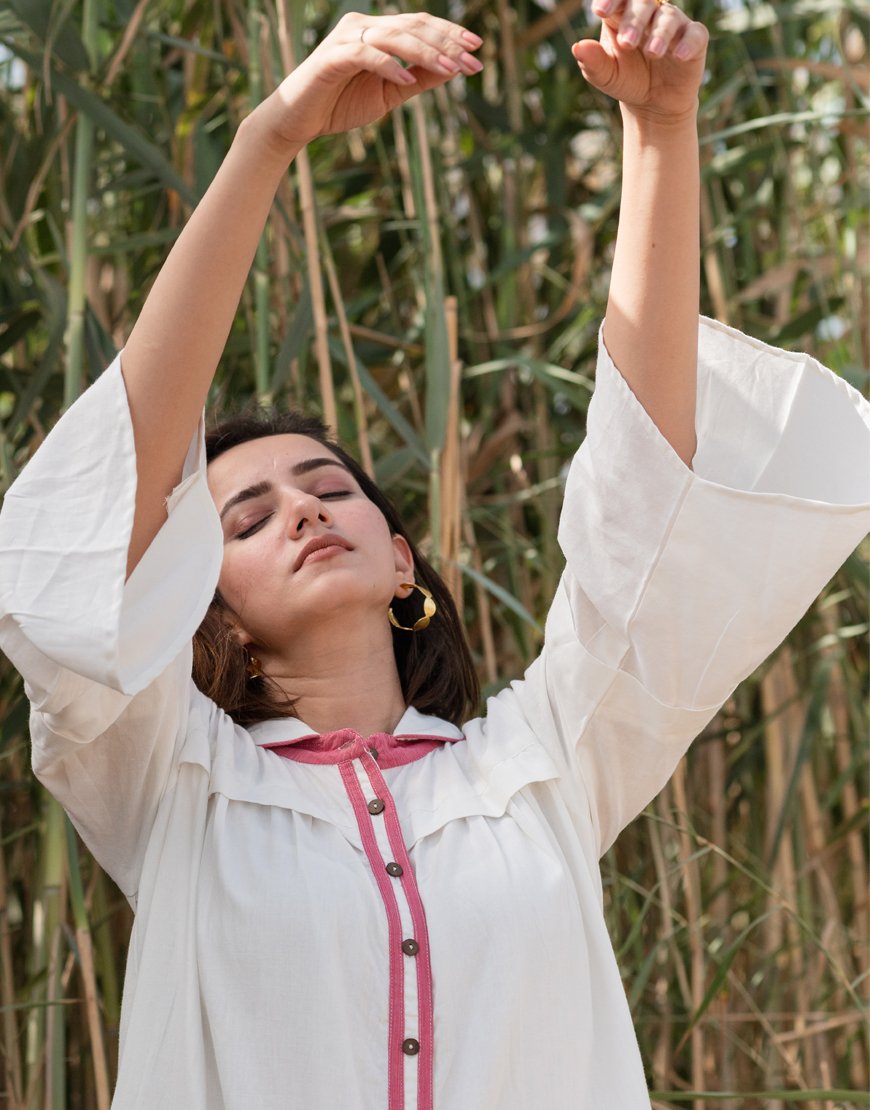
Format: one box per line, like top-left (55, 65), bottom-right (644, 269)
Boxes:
top-left (1, 5), bottom-right (868, 1108)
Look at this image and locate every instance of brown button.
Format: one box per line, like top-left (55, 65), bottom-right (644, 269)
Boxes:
top-left (401, 939), bottom-right (419, 956)
top-left (367, 798), bottom-right (386, 815)
top-left (368, 747), bottom-right (379, 759)
top-left (402, 1038), bottom-right (420, 1056)
top-left (385, 862), bottom-right (403, 877)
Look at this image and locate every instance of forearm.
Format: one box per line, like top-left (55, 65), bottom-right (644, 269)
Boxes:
top-left (604, 107), bottom-right (700, 466)
top-left (122, 109), bottom-right (302, 575)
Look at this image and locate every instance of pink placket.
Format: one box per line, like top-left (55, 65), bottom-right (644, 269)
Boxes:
top-left (266, 728), bottom-right (459, 1110)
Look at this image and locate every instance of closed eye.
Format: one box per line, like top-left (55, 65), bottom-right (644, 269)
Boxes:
top-left (318, 490), bottom-right (352, 500)
top-left (235, 514), bottom-right (272, 540)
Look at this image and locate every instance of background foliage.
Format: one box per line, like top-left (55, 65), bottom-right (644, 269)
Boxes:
top-left (0, 0), bottom-right (867, 1106)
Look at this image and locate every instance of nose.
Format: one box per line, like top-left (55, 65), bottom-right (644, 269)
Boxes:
top-left (286, 489), bottom-right (332, 535)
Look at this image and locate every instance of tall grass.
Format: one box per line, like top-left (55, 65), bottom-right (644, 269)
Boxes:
top-left (0, 1), bottom-right (867, 1106)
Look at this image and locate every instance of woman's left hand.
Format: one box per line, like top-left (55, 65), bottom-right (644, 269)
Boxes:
top-left (572, 0), bottom-right (709, 123)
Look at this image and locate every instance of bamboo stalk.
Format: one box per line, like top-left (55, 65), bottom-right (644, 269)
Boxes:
top-left (668, 767), bottom-right (706, 1110)
top-left (320, 234), bottom-right (375, 476)
top-left (761, 650), bottom-right (813, 1102)
top-left (705, 727), bottom-right (735, 1109)
top-left (497, 0), bottom-right (523, 134)
top-left (40, 797), bottom-right (68, 1110)
top-left (66, 822), bottom-right (110, 1110)
top-left (102, 0), bottom-right (150, 87)
top-left (462, 516), bottom-right (498, 687)
top-left (0, 818), bottom-right (24, 1109)
top-left (647, 802), bottom-right (683, 1091)
top-left (699, 170), bottom-right (729, 325)
top-left (391, 107), bottom-right (417, 230)
top-left (248, 6), bottom-right (273, 403)
top-left (90, 871), bottom-right (123, 1084)
top-left (440, 295), bottom-right (463, 606)
top-left (63, 0), bottom-right (100, 406)
top-left (408, 95), bottom-right (451, 562)
top-left (821, 606), bottom-right (868, 941)
top-left (276, 0), bottom-right (337, 431)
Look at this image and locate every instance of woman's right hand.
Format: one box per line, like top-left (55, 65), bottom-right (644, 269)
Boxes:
top-left (260, 12), bottom-right (483, 150)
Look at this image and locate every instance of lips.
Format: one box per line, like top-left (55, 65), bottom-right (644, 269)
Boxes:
top-left (293, 534), bottom-right (353, 571)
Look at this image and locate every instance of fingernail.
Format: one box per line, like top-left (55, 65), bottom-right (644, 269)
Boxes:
top-left (647, 36), bottom-right (664, 56)
top-left (460, 51), bottom-right (484, 73)
top-left (437, 54), bottom-right (461, 74)
top-left (620, 26), bottom-right (639, 46)
top-left (596, 0), bottom-right (613, 13)
top-left (675, 43), bottom-right (691, 60)
top-left (462, 30), bottom-right (483, 48)
top-left (398, 69), bottom-right (417, 85)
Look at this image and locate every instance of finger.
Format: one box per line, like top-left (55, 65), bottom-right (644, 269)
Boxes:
top-left (612, 0), bottom-right (661, 49)
top-left (350, 41), bottom-right (420, 87)
top-left (344, 11), bottom-right (482, 65)
top-left (591, 0), bottom-right (627, 19)
top-left (357, 23), bottom-right (483, 78)
top-left (643, 3), bottom-right (689, 59)
top-left (571, 39), bottom-right (618, 94)
top-left (671, 19), bottom-right (709, 62)
top-left (365, 11), bottom-right (482, 48)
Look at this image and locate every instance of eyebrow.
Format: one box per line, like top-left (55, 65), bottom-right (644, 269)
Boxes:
top-left (218, 458), bottom-right (351, 521)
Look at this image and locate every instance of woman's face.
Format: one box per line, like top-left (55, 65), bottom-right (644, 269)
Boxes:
top-left (206, 433), bottom-right (413, 653)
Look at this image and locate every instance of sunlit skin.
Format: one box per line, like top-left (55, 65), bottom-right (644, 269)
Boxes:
top-left (206, 433), bottom-right (414, 736)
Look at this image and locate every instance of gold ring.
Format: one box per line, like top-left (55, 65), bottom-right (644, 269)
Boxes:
top-left (654, 0), bottom-right (671, 5)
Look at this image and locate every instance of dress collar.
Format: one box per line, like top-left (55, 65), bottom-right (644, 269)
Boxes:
top-left (247, 706), bottom-right (464, 749)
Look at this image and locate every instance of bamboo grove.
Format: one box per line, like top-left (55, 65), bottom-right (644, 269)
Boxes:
top-left (0, 0), bottom-right (868, 1106)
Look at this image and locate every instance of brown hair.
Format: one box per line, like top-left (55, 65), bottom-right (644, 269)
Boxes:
top-left (192, 409), bottom-right (480, 728)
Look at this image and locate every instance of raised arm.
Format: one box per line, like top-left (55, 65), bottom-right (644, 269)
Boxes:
top-left (121, 12), bottom-right (483, 575)
top-left (573, 1), bottom-right (709, 466)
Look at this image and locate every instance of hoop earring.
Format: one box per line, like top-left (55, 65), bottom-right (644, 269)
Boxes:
top-left (388, 582), bottom-right (437, 632)
top-left (246, 652), bottom-right (264, 680)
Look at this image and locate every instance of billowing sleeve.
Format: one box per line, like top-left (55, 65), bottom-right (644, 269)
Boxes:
top-left (516, 316), bottom-right (870, 857)
top-left (0, 355), bottom-right (223, 895)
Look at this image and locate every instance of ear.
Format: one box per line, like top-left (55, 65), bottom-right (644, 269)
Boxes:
top-left (227, 621), bottom-right (254, 649)
top-left (391, 534), bottom-right (415, 594)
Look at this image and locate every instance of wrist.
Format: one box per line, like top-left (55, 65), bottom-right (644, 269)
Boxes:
top-left (236, 102), bottom-right (306, 174)
top-left (620, 101), bottom-right (699, 137)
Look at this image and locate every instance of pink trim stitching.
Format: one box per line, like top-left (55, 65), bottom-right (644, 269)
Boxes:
top-left (362, 754), bottom-right (434, 1110)
top-left (339, 762), bottom-right (405, 1110)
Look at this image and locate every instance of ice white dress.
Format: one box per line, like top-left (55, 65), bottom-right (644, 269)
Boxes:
top-left (1, 318), bottom-right (868, 1110)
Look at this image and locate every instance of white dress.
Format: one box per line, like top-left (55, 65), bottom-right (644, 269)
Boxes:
top-left (1, 318), bottom-right (868, 1110)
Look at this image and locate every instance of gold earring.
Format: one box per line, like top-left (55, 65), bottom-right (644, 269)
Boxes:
top-left (388, 582), bottom-right (437, 632)
top-left (246, 652), bottom-right (264, 680)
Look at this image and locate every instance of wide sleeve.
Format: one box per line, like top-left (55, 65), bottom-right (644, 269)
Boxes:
top-left (513, 316), bottom-right (870, 858)
top-left (0, 355), bottom-right (223, 895)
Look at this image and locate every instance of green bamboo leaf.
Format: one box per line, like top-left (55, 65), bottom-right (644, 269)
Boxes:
top-left (90, 228), bottom-right (180, 256)
top-left (327, 335), bottom-right (428, 466)
top-left (0, 306), bottom-right (41, 356)
top-left (269, 282), bottom-right (314, 399)
top-left (7, 281), bottom-right (66, 450)
top-left (702, 108), bottom-right (868, 146)
top-left (465, 356), bottom-right (594, 403)
top-left (144, 31), bottom-right (238, 67)
top-left (8, 0), bottom-right (89, 72)
top-left (455, 561), bottom-right (544, 635)
top-left (685, 909), bottom-right (775, 1028)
